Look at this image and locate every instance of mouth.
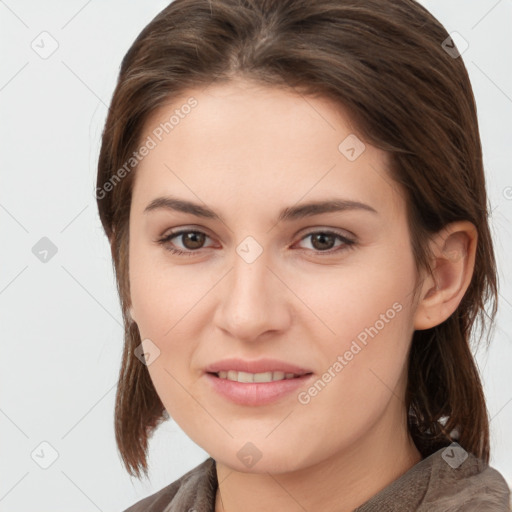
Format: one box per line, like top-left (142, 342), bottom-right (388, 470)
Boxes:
top-left (203, 359), bottom-right (314, 406)
top-left (209, 370), bottom-right (310, 383)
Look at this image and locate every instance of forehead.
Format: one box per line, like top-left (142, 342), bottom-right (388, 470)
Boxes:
top-left (132, 80), bottom-right (404, 221)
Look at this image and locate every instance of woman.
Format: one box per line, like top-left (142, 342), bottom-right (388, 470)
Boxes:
top-left (96, 0), bottom-right (511, 510)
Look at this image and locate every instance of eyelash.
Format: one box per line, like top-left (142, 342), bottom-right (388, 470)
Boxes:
top-left (156, 229), bottom-right (356, 257)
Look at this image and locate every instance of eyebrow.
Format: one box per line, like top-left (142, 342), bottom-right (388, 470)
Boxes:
top-left (143, 195), bottom-right (378, 223)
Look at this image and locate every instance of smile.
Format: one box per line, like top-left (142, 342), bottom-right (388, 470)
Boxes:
top-left (214, 370), bottom-right (302, 383)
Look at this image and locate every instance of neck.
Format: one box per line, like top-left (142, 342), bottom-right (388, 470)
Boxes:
top-left (214, 409), bottom-right (422, 512)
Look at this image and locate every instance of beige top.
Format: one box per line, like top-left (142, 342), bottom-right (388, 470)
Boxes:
top-left (123, 446), bottom-right (511, 511)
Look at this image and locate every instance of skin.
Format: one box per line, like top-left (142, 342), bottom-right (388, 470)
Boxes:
top-left (127, 78), bottom-right (477, 512)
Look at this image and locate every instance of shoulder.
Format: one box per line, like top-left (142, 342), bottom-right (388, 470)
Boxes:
top-left (420, 445), bottom-right (511, 511)
top-left (122, 457), bottom-right (217, 512)
top-left (356, 444), bottom-right (511, 512)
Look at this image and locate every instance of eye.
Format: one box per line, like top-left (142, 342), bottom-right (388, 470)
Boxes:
top-left (156, 229), bottom-right (215, 256)
top-left (293, 230), bottom-right (356, 255)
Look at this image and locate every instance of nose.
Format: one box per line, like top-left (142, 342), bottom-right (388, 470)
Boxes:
top-left (212, 247), bottom-right (292, 343)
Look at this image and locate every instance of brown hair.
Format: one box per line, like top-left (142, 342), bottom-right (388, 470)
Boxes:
top-left (96, 0), bottom-right (498, 478)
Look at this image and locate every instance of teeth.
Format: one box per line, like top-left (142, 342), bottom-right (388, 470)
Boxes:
top-left (216, 370), bottom-right (300, 383)
top-left (254, 371), bottom-right (272, 382)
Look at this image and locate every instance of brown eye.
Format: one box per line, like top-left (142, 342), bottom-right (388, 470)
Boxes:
top-left (295, 230), bottom-right (356, 255)
top-left (310, 232), bottom-right (336, 251)
top-left (157, 229), bottom-right (213, 256)
top-left (180, 231), bottom-right (206, 250)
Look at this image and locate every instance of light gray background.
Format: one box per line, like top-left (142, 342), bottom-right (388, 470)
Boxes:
top-left (1, 1), bottom-right (511, 510)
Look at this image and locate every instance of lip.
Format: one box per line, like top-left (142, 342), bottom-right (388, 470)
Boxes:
top-left (204, 357), bottom-right (312, 375)
top-left (204, 358), bottom-right (314, 406)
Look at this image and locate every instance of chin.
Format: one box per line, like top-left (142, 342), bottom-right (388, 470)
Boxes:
top-left (205, 438), bottom-right (318, 474)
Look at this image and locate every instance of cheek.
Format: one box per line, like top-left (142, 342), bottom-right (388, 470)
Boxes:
top-left (129, 239), bottom-right (203, 338)
top-left (305, 251), bottom-right (416, 351)
top-left (128, 244), bottom-right (215, 381)
top-left (299, 248), bottom-right (416, 404)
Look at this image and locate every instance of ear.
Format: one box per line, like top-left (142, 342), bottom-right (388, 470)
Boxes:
top-left (413, 221), bottom-right (477, 331)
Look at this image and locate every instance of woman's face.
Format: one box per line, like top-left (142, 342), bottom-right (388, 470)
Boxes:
top-left (128, 79), bottom-right (422, 472)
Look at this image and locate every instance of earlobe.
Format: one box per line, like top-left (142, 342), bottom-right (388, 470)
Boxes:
top-left (129, 306), bottom-right (137, 324)
top-left (413, 221), bottom-right (477, 331)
